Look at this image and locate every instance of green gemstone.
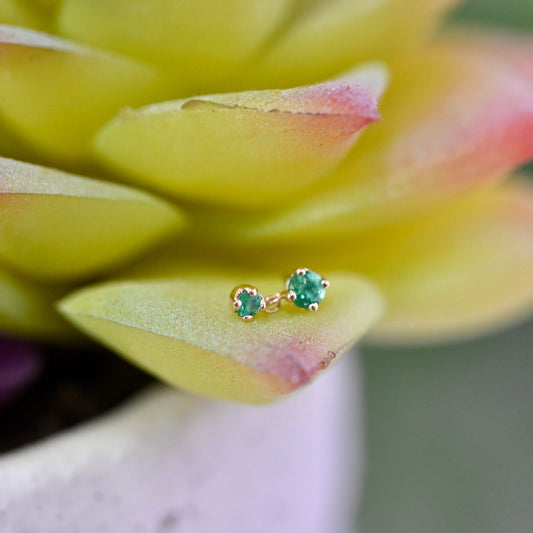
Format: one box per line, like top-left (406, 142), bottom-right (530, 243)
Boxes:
top-left (236, 291), bottom-right (263, 318)
top-left (288, 269), bottom-right (326, 309)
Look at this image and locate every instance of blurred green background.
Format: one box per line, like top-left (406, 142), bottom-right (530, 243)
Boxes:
top-left (360, 322), bottom-right (533, 533)
top-left (454, 0), bottom-right (533, 30)
top-left (359, 1), bottom-right (533, 532)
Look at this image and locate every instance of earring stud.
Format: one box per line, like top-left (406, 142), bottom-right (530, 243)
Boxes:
top-left (230, 268), bottom-right (329, 321)
top-left (286, 268), bottom-right (329, 311)
top-left (230, 285), bottom-right (266, 321)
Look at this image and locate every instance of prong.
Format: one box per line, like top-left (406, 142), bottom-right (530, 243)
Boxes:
top-left (231, 285), bottom-right (254, 300)
top-left (233, 299), bottom-right (242, 311)
top-left (247, 287), bottom-right (258, 297)
top-left (260, 299), bottom-right (266, 311)
top-left (287, 290), bottom-right (297, 302)
top-left (296, 268), bottom-right (307, 276)
top-left (309, 303), bottom-right (319, 312)
top-left (243, 315), bottom-right (254, 321)
top-left (321, 279), bottom-right (330, 289)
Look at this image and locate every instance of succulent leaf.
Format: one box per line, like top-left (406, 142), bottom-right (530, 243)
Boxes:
top-left (59, 273), bottom-right (384, 403)
top-left (369, 181), bottom-right (533, 343)
top-left (58, 0), bottom-right (292, 93)
top-left (244, 0), bottom-right (461, 88)
top-left (0, 25), bottom-right (165, 163)
top-left (0, 0), bottom-right (47, 30)
top-left (0, 265), bottom-right (72, 341)
top-left (95, 79), bottom-right (381, 207)
top-left (229, 39), bottom-right (533, 244)
top-left (0, 157), bottom-right (186, 282)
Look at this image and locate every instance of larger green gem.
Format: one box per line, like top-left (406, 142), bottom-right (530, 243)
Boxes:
top-left (288, 269), bottom-right (326, 309)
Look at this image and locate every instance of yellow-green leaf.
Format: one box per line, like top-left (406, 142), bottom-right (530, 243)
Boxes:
top-left (243, 0), bottom-right (460, 89)
top-left (0, 157), bottom-right (186, 282)
top-left (95, 79), bottom-right (380, 208)
top-left (0, 264), bottom-right (72, 341)
top-left (58, 0), bottom-right (292, 93)
top-left (224, 40), bottom-right (533, 245)
top-left (0, 25), bottom-right (165, 163)
top-left (58, 273), bottom-right (384, 403)
top-left (369, 181), bottom-right (533, 344)
top-left (31, 0), bottom-right (63, 16)
top-left (0, 0), bottom-right (47, 30)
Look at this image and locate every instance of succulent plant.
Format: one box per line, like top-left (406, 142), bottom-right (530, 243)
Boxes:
top-left (0, 0), bottom-right (532, 408)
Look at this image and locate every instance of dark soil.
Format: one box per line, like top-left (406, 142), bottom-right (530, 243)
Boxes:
top-left (0, 345), bottom-right (152, 454)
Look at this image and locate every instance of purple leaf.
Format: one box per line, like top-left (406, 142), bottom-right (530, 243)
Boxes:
top-left (0, 337), bottom-right (43, 406)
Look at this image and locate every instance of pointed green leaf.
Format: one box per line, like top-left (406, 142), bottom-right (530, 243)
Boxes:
top-left (0, 1), bottom-right (47, 30)
top-left (0, 265), bottom-right (73, 341)
top-left (244, 0), bottom-right (459, 88)
top-left (0, 25), bottom-right (165, 163)
top-left (59, 273), bottom-right (384, 403)
top-left (369, 181), bottom-right (533, 344)
top-left (0, 157), bottom-right (186, 282)
top-left (223, 40), bottom-right (533, 245)
top-left (95, 79), bottom-right (380, 208)
top-left (58, 0), bottom-right (292, 93)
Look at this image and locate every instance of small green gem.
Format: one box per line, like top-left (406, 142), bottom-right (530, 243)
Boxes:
top-left (236, 291), bottom-right (263, 318)
top-left (288, 269), bottom-right (326, 309)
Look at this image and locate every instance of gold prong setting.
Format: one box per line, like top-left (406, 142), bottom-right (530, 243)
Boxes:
top-left (230, 285), bottom-right (265, 321)
top-left (287, 268), bottom-right (329, 311)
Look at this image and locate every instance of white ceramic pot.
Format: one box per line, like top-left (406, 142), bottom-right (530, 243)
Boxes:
top-left (0, 355), bottom-right (362, 533)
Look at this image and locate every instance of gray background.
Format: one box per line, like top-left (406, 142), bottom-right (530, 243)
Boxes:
top-left (359, 2), bottom-right (533, 531)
